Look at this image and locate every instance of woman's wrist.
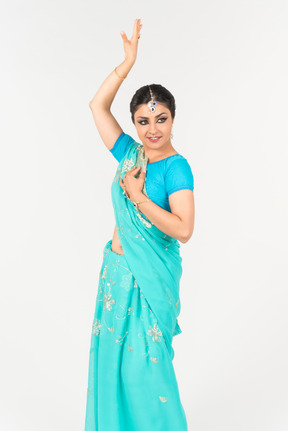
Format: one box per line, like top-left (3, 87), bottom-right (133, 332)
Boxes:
top-left (129, 191), bottom-right (146, 203)
top-left (124, 56), bottom-right (136, 67)
top-left (115, 58), bottom-right (135, 79)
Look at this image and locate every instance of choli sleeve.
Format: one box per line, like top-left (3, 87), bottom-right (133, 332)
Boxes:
top-left (165, 158), bottom-right (194, 196)
top-left (109, 132), bottom-right (135, 162)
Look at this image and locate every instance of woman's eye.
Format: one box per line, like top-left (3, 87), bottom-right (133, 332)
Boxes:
top-left (138, 117), bottom-right (167, 125)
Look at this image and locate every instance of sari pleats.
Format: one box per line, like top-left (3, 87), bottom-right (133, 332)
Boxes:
top-left (84, 239), bottom-right (188, 430)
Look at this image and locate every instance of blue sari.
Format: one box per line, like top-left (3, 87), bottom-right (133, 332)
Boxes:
top-left (84, 141), bottom-right (188, 430)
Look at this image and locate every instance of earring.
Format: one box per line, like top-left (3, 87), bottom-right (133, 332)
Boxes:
top-left (170, 132), bottom-right (174, 140)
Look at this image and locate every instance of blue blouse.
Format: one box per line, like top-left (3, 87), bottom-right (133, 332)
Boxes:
top-left (110, 132), bottom-right (194, 212)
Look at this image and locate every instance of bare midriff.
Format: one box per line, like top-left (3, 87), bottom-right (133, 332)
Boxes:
top-left (111, 225), bottom-right (125, 255)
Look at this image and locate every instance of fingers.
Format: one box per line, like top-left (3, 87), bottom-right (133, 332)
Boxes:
top-left (120, 31), bottom-right (128, 43)
top-left (137, 20), bottom-right (142, 33)
top-left (126, 166), bottom-right (140, 175)
top-left (122, 166), bottom-right (146, 179)
top-left (133, 18), bottom-right (141, 32)
top-left (132, 18), bottom-right (142, 40)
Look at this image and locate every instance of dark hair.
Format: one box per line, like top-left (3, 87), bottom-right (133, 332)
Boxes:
top-left (130, 84), bottom-right (176, 124)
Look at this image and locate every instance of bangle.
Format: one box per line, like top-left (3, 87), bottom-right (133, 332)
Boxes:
top-left (132, 198), bottom-right (151, 212)
top-left (114, 67), bottom-right (126, 80)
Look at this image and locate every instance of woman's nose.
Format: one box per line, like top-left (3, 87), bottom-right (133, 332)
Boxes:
top-left (148, 122), bottom-right (158, 133)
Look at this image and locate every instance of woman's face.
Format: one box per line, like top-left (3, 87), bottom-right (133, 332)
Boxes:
top-left (134, 102), bottom-right (174, 151)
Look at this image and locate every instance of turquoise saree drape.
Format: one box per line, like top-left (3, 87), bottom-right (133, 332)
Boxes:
top-left (84, 141), bottom-right (188, 430)
top-left (111, 141), bottom-right (183, 360)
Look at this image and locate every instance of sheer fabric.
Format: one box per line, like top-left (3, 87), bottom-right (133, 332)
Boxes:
top-left (84, 140), bottom-right (188, 430)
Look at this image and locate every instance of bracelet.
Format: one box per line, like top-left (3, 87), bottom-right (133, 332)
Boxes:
top-left (132, 198), bottom-right (151, 212)
top-left (114, 67), bottom-right (126, 80)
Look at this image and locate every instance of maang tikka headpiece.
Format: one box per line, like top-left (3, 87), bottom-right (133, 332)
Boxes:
top-left (147, 86), bottom-right (158, 113)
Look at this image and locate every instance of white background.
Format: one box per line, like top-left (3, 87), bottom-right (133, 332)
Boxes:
top-left (0, 1), bottom-right (287, 430)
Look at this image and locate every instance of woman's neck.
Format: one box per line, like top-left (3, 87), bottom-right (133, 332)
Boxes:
top-left (144, 144), bottom-right (178, 164)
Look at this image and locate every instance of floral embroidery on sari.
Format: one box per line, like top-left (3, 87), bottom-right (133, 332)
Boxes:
top-left (102, 265), bottom-right (107, 279)
top-left (85, 139), bottom-right (188, 429)
top-left (92, 318), bottom-right (101, 336)
top-left (110, 141), bottom-right (183, 360)
top-left (115, 330), bottom-right (128, 345)
top-left (103, 292), bottom-right (115, 311)
top-left (147, 324), bottom-right (163, 342)
top-left (121, 157), bottom-right (135, 174)
top-left (120, 273), bottom-right (133, 290)
top-left (136, 212), bottom-right (152, 228)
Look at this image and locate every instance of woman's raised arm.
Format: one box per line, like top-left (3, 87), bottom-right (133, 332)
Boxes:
top-left (89, 19), bottom-right (142, 151)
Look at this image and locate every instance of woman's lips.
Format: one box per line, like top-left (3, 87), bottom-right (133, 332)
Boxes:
top-left (147, 137), bottom-right (161, 142)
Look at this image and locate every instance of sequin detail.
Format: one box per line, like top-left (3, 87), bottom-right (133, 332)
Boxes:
top-left (103, 292), bottom-right (116, 311)
top-left (159, 396), bottom-right (168, 403)
top-left (92, 318), bottom-right (101, 336)
top-left (121, 157), bottom-right (135, 174)
top-left (147, 324), bottom-right (163, 342)
top-left (136, 212), bottom-right (152, 228)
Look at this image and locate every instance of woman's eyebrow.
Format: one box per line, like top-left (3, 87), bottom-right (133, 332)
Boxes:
top-left (136, 112), bottom-right (167, 119)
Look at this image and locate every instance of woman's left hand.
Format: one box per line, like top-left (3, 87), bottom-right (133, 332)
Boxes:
top-left (119, 166), bottom-right (146, 201)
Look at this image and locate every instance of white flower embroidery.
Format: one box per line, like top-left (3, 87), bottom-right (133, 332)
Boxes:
top-left (102, 265), bottom-right (107, 279)
top-left (115, 330), bottom-right (128, 345)
top-left (103, 292), bottom-right (115, 311)
top-left (136, 212), bottom-right (152, 228)
top-left (121, 158), bottom-right (134, 174)
top-left (147, 324), bottom-right (163, 342)
top-left (92, 318), bottom-right (101, 336)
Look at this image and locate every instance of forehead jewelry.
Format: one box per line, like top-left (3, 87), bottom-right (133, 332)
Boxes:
top-left (147, 86), bottom-right (158, 113)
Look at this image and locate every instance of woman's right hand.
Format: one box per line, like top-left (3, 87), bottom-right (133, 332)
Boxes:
top-left (120, 19), bottom-right (142, 64)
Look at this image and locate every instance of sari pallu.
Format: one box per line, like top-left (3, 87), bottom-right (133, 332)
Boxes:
top-left (111, 140), bottom-right (183, 361)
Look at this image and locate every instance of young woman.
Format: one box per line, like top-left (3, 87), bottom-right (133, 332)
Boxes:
top-left (84, 19), bottom-right (195, 431)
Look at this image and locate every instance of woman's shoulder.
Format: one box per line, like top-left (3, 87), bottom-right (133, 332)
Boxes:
top-left (165, 154), bottom-right (193, 172)
top-left (164, 154), bottom-right (194, 194)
